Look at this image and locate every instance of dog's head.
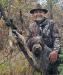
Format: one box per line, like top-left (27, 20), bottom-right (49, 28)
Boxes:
top-left (27, 36), bottom-right (44, 57)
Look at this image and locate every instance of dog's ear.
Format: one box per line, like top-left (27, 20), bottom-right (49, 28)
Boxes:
top-left (27, 38), bottom-right (33, 51)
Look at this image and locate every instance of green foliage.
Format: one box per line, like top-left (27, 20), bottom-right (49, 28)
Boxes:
top-left (0, 0), bottom-right (63, 75)
top-left (0, 0), bottom-right (8, 8)
top-left (0, 61), bottom-right (10, 74)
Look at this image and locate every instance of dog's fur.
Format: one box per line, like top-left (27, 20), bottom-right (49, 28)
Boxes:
top-left (13, 30), bottom-right (51, 75)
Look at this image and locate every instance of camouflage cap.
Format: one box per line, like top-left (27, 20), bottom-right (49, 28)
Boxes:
top-left (30, 4), bottom-right (48, 14)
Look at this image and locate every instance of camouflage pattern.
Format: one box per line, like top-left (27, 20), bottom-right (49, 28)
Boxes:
top-left (27, 18), bottom-right (61, 75)
top-left (27, 18), bottom-right (60, 52)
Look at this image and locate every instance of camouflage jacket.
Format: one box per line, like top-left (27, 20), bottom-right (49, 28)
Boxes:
top-left (27, 18), bottom-right (60, 52)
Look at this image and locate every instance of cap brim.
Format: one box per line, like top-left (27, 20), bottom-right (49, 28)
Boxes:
top-left (30, 9), bottom-right (48, 14)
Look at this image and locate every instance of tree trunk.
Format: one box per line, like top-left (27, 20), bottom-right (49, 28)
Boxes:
top-left (47, 0), bottom-right (53, 19)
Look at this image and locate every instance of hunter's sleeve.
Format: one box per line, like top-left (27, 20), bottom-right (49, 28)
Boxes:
top-left (52, 21), bottom-right (61, 52)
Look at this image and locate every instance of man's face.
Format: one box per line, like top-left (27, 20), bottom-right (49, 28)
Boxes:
top-left (32, 10), bottom-right (45, 20)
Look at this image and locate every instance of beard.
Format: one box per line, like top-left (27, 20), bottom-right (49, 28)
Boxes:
top-left (34, 16), bottom-right (46, 22)
top-left (34, 16), bottom-right (46, 24)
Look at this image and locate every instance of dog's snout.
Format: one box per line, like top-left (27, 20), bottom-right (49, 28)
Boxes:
top-left (34, 48), bottom-right (41, 57)
top-left (32, 44), bottom-right (42, 52)
top-left (32, 44), bottom-right (42, 57)
top-left (36, 47), bottom-right (40, 50)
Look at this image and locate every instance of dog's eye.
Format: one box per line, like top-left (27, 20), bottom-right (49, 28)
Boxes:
top-left (40, 43), bottom-right (42, 46)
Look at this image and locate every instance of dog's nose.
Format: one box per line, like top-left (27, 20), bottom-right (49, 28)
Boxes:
top-left (34, 49), bottom-right (41, 57)
top-left (35, 47), bottom-right (40, 51)
top-left (35, 45), bottom-right (42, 50)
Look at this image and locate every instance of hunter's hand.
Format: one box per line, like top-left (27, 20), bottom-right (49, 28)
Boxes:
top-left (49, 50), bottom-right (58, 63)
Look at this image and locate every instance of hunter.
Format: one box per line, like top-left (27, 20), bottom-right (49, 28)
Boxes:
top-left (27, 4), bottom-right (61, 75)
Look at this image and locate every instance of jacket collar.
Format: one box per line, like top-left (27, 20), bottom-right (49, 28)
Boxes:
top-left (34, 17), bottom-right (47, 28)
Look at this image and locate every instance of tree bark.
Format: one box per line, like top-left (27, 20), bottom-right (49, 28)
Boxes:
top-left (47, 0), bottom-right (53, 19)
